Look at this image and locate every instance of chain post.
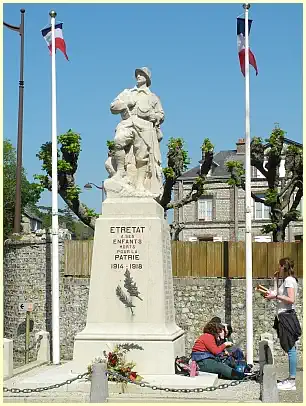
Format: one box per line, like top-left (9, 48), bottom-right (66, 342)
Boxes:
top-left (25, 311), bottom-right (30, 364)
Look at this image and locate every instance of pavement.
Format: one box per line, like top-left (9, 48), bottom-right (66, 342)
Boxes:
top-left (275, 362), bottom-right (303, 403)
top-left (3, 360), bottom-right (303, 403)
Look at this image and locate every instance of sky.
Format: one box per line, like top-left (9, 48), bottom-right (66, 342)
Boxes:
top-left (3, 3), bottom-right (303, 214)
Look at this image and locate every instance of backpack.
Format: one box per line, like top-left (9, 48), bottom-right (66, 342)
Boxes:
top-left (175, 356), bottom-right (193, 376)
top-left (215, 348), bottom-right (250, 373)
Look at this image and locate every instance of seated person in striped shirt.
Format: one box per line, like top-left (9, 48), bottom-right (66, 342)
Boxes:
top-left (191, 321), bottom-right (245, 380)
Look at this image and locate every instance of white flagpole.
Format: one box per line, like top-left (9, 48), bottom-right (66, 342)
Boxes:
top-left (243, 2), bottom-right (253, 365)
top-left (50, 9), bottom-right (60, 365)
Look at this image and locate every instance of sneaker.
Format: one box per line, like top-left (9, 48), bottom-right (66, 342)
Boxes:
top-left (277, 379), bottom-right (296, 391)
top-left (244, 371), bottom-right (260, 381)
top-left (245, 364), bottom-right (253, 373)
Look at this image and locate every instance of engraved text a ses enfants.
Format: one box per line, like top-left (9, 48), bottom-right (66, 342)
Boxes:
top-left (110, 226), bottom-right (145, 269)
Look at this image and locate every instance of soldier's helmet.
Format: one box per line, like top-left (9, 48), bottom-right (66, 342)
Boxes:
top-left (135, 67), bottom-right (151, 87)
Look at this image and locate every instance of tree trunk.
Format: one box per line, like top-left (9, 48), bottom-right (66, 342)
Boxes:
top-left (173, 227), bottom-right (182, 241)
top-left (272, 217), bottom-right (286, 242)
top-left (170, 222), bottom-right (185, 241)
top-left (271, 204), bottom-right (285, 242)
top-left (272, 228), bottom-right (285, 242)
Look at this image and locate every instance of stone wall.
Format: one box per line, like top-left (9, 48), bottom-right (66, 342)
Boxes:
top-left (173, 278), bottom-right (303, 362)
top-left (4, 238), bottom-right (303, 368)
top-left (3, 236), bottom-right (65, 367)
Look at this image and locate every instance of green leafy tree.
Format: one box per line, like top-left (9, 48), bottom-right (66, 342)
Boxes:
top-left (35, 130), bottom-right (214, 238)
top-left (35, 129), bottom-right (99, 230)
top-left (4, 139), bottom-right (41, 238)
top-left (226, 125), bottom-right (303, 242)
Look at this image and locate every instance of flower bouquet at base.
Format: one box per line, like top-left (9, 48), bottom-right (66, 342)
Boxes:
top-left (87, 343), bottom-right (144, 384)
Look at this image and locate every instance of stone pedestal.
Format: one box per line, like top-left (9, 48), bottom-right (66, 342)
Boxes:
top-left (73, 197), bottom-right (185, 374)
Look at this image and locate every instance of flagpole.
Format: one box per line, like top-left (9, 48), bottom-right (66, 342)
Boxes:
top-left (243, 2), bottom-right (253, 365)
top-left (3, 9), bottom-right (25, 233)
top-left (50, 9), bottom-right (60, 365)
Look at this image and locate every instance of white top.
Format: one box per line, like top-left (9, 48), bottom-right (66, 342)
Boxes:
top-left (277, 276), bottom-right (298, 314)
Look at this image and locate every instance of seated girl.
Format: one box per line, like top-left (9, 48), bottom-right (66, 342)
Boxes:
top-left (218, 323), bottom-right (250, 367)
top-left (191, 321), bottom-right (245, 380)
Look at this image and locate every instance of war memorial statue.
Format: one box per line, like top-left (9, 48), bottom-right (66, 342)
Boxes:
top-left (104, 67), bottom-right (164, 198)
top-left (73, 67), bottom-right (185, 376)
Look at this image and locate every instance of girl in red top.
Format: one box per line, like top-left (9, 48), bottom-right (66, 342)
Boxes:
top-left (191, 321), bottom-right (245, 380)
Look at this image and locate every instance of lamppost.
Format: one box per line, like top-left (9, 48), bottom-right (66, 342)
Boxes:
top-left (4, 9), bottom-right (25, 233)
top-left (84, 181), bottom-right (105, 202)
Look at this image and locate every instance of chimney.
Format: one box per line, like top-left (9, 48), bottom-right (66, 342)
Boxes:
top-left (236, 138), bottom-right (245, 154)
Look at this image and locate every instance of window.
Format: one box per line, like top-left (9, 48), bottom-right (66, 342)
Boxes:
top-left (254, 235), bottom-right (272, 242)
top-left (252, 161), bottom-right (267, 179)
top-left (30, 219), bottom-right (42, 232)
top-left (198, 198), bottom-right (213, 221)
top-left (253, 194), bottom-right (270, 220)
top-left (251, 166), bottom-right (257, 178)
top-left (198, 236), bottom-right (213, 241)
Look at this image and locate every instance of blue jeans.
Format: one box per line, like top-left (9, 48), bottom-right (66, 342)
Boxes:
top-left (288, 346), bottom-right (297, 378)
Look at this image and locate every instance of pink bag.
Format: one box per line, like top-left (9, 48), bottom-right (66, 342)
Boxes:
top-left (189, 360), bottom-right (197, 377)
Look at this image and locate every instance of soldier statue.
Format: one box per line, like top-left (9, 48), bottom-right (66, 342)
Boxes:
top-left (104, 67), bottom-right (164, 198)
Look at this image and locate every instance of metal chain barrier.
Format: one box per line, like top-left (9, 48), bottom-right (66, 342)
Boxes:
top-left (106, 369), bottom-right (260, 393)
top-left (14, 335), bottom-right (43, 354)
top-left (3, 372), bottom-right (89, 394)
top-left (3, 368), bottom-right (259, 395)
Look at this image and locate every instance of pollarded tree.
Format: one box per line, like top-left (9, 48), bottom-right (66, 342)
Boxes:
top-left (226, 125), bottom-right (303, 242)
top-left (160, 137), bottom-right (214, 239)
top-left (35, 130), bottom-right (214, 234)
top-left (35, 129), bottom-right (98, 229)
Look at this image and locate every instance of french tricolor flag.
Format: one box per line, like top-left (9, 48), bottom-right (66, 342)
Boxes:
top-left (237, 17), bottom-right (258, 76)
top-left (41, 23), bottom-right (69, 60)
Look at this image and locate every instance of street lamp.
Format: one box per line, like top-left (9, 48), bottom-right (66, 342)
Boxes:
top-left (4, 9), bottom-right (25, 233)
top-left (84, 181), bottom-right (105, 202)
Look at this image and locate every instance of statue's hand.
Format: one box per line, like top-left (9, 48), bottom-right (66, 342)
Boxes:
top-left (148, 113), bottom-right (157, 123)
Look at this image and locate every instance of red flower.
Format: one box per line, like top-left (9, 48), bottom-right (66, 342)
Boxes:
top-left (129, 372), bottom-right (137, 380)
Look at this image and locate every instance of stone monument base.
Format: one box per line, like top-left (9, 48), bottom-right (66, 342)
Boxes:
top-left (73, 331), bottom-right (185, 375)
top-left (73, 197), bottom-right (185, 375)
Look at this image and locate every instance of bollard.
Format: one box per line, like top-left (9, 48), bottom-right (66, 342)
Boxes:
top-left (260, 333), bottom-right (274, 357)
top-left (90, 361), bottom-right (108, 403)
top-left (35, 331), bottom-right (50, 363)
top-left (259, 338), bottom-right (274, 384)
top-left (261, 364), bottom-right (279, 403)
top-left (4, 338), bottom-right (13, 379)
top-left (259, 335), bottom-right (275, 400)
top-left (25, 311), bottom-right (30, 364)
top-left (259, 333), bottom-right (274, 382)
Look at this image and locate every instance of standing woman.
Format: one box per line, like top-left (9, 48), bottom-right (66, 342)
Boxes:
top-left (264, 257), bottom-right (301, 391)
